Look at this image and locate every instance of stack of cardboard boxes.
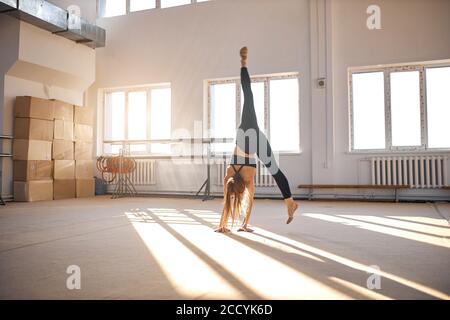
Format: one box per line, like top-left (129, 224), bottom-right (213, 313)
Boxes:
top-left (74, 106), bottom-right (95, 198)
top-left (53, 100), bottom-right (76, 200)
top-left (12, 96), bottom-right (95, 202)
top-left (13, 97), bottom-right (54, 202)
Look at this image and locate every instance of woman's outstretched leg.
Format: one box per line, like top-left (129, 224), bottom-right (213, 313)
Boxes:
top-left (256, 131), bottom-right (298, 223)
top-left (240, 47), bottom-right (258, 131)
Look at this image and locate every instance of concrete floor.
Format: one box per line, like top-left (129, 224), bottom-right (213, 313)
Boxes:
top-left (0, 196), bottom-right (449, 300)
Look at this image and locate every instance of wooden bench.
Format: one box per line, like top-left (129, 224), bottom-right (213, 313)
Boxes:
top-left (297, 184), bottom-right (412, 202)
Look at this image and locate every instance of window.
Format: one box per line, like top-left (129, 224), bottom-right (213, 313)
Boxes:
top-left (161, 0), bottom-right (191, 9)
top-left (130, 0), bottom-right (156, 12)
top-left (99, 0), bottom-right (211, 17)
top-left (426, 67), bottom-right (450, 148)
top-left (350, 63), bottom-right (450, 151)
top-left (270, 78), bottom-right (300, 152)
top-left (351, 72), bottom-right (385, 150)
top-left (150, 88), bottom-right (171, 154)
top-left (390, 71), bottom-right (421, 147)
top-left (101, 0), bottom-right (126, 17)
top-left (103, 86), bottom-right (171, 155)
top-left (210, 83), bottom-right (236, 153)
top-left (208, 74), bottom-right (300, 154)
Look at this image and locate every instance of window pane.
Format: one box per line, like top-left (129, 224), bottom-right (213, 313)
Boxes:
top-left (270, 78), bottom-right (299, 152)
top-left (130, 0), bottom-right (156, 12)
top-left (352, 72), bottom-right (385, 149)
top-left (103, 0), bottom-right (126, 17)
top-left (105, 91), bottom-right (125, 141)
top-left (130, 144), bottom-right (147, 153)
top-left (161, 0), bottom-right (191, 8)
top-left (103, 143), bottom-right (123, 155)
top-left (426, 67), bottom-right (450, 148)
top-left (151, 88), bottom-right (171, 154)
top-left (241, 82), bottom-right (265, 133)
top-left (210, 83), bottom-right (236, 153)
top-left (390, 71), bottom-right (421, 147)
top-left (128, 91), bottom-right (147, 140)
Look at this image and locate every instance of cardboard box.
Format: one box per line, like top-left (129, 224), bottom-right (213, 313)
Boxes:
top-left (54, 120), bottom-right (74, 140)
top-left (52, 140), bottom-right (74, 160)
top-left (75, 160), bottom-right (94, 179)
top-left (13, 139), bottom-right (52, 161)
top-left (15, 96), bottom-right (54, 120)
top-left (74, 123), bottom-right (93, 141)
top-left (74, 106), bottom-right (94, 125)
top-left (14, 180), bottom-right (53, 202)
top-left (14, 117), bottom-right (54, 141)
top-left (74, 141), bottom-right (93, 160)
top-left (13, 160), bottom-right (53, 181)
top-left (54, 179), bottom-right (76, 200)
top-left (76, 179), bottom-right (95, 198)
top-left (54, 160), bottom-right (75, 179)
top-left (53, 100), bottom-right (74, 121)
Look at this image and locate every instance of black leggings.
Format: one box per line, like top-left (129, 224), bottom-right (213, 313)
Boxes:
top-left (236, 67), bottom-right (292, 199)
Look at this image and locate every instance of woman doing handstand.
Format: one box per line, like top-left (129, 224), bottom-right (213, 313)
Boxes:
top-left (215, 47), bottom-right (298, 233)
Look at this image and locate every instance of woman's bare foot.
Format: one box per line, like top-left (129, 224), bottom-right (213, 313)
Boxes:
top-left (215, 226), bottom-right (231, 233)
top-left (238, 225), bottom-right (254, 233)
top-left (284, 198), bottom-right (299, 224)
top-left (240, 46), bottom-right (248, 59)
top-left (240, 46), bottom-right (248, 67)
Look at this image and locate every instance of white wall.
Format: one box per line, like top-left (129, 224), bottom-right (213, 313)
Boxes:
top-left (90, 0), bottom-right (311, 195)
top-left (328, 0), bottom-right (450, 198)
top-left (89, 0), bottom-right (450, 199)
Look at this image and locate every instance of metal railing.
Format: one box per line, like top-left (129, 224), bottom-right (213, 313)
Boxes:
top-left (0, 135), bottom-right (13, 205)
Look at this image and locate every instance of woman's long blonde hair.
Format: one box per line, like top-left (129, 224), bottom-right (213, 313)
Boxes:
top-left (219, 174), bottom-right (246, 228)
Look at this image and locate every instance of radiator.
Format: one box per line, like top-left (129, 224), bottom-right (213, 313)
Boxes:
top-left (103, 159), bottom-right (156, 185)
top-left (216, 161), bottom-right (276, 187)
top-left (371, 156), bottom-right (448, 188)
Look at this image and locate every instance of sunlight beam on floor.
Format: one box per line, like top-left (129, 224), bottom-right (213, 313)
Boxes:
top-left (304, 213), bottom-right (450, 249)
top-left (386, 215), bottom-right (450, 227)
top-left (125, 210), bottom-right (245, 299)
top-left (125, 207), bottom-right (449, 300)
top-left (337, 215), bottom-right (450, 237)
top-left (154, 209), bottom-right (349, 299)
top-left (127, 209), bottom-right (350, 299)
top-left (253, 225), bottom-right (450, 300)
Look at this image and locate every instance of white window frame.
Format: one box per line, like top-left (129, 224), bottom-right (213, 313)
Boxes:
top-left (102, 84), bottom-right (171, 156)
top-left (206, 72), bottom-right (301, 155)
top-left (98, 0), bottom-right (211, 18)
top-left (349, 60), bottom-right (450, 153)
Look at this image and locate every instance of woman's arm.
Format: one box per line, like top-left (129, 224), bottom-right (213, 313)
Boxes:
top-left (240, 179), bottom-right (255, 231)
top-left (222, 167), bottom-right (233, 197)
top-left (216, 168), bottom-right (233, 232)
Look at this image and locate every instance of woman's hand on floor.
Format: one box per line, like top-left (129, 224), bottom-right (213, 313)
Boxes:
top-left (238, 226), bottom-right (254, 233)
top-left (214, 226), bottom-right (231, 233)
